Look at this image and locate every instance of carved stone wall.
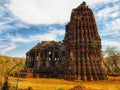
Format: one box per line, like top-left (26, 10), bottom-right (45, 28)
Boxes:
top-left (63, 2), bottom-right (107, 80)
top-left (25, 41), bottom-right (66, 78)
top-left (23, 2), bottom-right (107, 81)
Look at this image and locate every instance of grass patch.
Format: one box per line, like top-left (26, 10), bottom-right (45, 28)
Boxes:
top-left (2, 76), bottom-right (120, 90)
top-left (57, 88), bottom-right (64, 90)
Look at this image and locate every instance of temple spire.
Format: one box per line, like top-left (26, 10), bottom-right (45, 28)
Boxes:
top-left (64, 2), bottom-right (107, 81)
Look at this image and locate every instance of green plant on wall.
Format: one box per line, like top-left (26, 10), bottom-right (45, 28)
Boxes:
top-left (90, 40), bottom-right (98, 48)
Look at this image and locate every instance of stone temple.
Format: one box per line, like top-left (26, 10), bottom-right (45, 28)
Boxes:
top-left (23, 2), bottom-right (107, 81)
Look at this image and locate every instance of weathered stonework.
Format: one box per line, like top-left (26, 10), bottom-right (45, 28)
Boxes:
top-left (23, 2), bottom-right (107, 81)
top-left (63, 2), bottom-right (107, 81)
top-left (24, 41), bottom-right (66, 78)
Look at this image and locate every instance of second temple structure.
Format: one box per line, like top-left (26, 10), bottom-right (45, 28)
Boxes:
top-left (23, 2), bottom-right (107, 81)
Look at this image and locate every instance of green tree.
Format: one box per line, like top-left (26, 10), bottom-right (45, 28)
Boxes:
top-left (103, 47), bottom-right (120, 76)
top-left (0, 56), bottom-right (25, 76)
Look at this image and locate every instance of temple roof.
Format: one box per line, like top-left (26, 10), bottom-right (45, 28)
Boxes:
top-left (27, 41), bottom-right (63, 53)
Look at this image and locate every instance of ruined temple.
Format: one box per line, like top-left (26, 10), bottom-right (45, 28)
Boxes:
top-left (63, 2), bottom-right (107, 81)
top-left (25, 41), bottom-right (66, 78)
top-left (24, 2), bottom-right (107, 81)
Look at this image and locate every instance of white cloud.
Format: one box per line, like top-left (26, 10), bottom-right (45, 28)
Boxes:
top-left (100, 31), bottom-right (120, 38)
top-left (4, 33), bottom-right (31, 43)
top-left (102, 40), bottom-right (120, 50)
top-left (49, 29), bottom-right (65, 36)
top-left (0, 18), bottom-right (29, 32)
top-left (11, 37), bottom-right (31, 43)
top-left (100, 18), bottom-right (120, 37)
top-left (1, 0), bottom-right (119, 57)
top-left (30, 29), bottom-right (65, 41)
top-left (4, 29), bottom-right (65, 43)
top-left (106, 18), bottom-right (120, 31)
top-left (0, 29), bottom-right (64, 56)
top-left (0, 3), bottom-right (29, 33)
top-left (9, 0), bottom-right (115, 24)
top-left (0, 43), bottom-right (16, 54)
top-left (95, 1), bottom-right (120, 41)
top-left (30, 33), bottom-right (57, 41)
top-left (96, 4), bottom-right (120, 21)
top-left (0, 24), bottom-right (14, 33)
top-left (9, 0), bottom-right (75, 24)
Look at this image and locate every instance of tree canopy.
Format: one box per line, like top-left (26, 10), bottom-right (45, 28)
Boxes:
top-left (103, 47), bottom-right (120, 76)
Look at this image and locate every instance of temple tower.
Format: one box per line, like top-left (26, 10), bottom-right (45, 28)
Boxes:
top-left (63, 2), bottom-right (107, 81)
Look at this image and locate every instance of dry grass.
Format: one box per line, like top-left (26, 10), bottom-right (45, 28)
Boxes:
top-left (4, 76), bottom-right (120, 90)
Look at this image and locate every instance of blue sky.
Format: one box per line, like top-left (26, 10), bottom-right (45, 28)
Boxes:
top-left (0, 0), bottom-right (120, 57)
